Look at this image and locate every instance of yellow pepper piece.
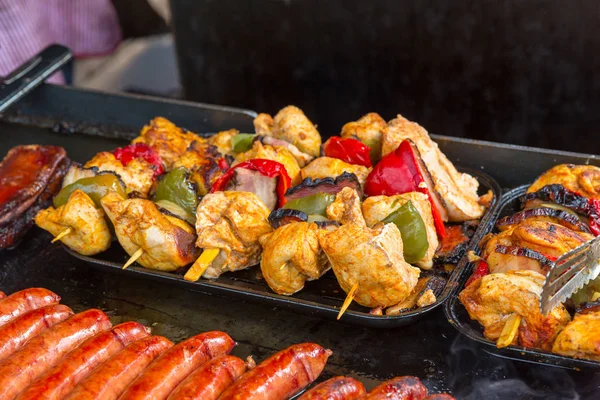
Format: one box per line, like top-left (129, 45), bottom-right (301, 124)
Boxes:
top-left (184, 248), bottom-right (220, 282)
top-left (497, 313), bottom-right (522, 348)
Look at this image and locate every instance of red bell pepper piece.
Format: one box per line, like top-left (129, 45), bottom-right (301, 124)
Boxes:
top-left (211, 159), bottom-right (291, 208)
top-left (113, 143), bottom-right (165, 177)
top-left (217, 157), bottom-right (229, 171)
top-left (465, 260), bottom-right (489, 287)
top-left (364, 140), bottom-right (446, 238)
top-left (322, 137), bottom-right (372, 167)
top-left (589, 198), bottom-right (600, 236)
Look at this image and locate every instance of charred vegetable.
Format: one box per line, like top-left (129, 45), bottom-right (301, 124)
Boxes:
top-left (322, 137), bottom-right (372, 167)
top-left (382, 200), bottom-right (429, 264)
top-left (112, 143), bottom-right (164, 177)
top-left (54, 173), bottom-right (126, 208)
top-left (434, 224), bottom-right (476, 266)
top-left (153, 167), bottom-right (198, 219)
top-left (268, 208), bottom-right (308, 229)
top-left (285, 172), bottom-right (362, 201)
top-left (283, 193), bottom-right (336, 217)
top-left (231, 134), bottom-right (255, 153)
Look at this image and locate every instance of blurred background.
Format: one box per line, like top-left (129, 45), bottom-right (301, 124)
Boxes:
top-left (4, 0), bottom-right (600, 153)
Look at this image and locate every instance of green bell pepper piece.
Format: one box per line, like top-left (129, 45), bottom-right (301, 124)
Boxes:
top-left (53, 174), bottom-right (126, 208)
top-left (153, 167), bottom-right (198, 218)
top-left (382, 200), bottom-right (429, 264)
top-left (283, 193), bottom-right (336, 216)
top-left (231, 134), bottom-right (256, 153)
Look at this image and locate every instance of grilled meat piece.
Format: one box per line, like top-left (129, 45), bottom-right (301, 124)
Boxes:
top-left (0, 145), bottom-right (69, 249)
top-left (133, 117), bottom-right (204, 169)
top-left (528, 164), bottom-right (600, 199)
top-left (225, 168), bottom-right (278, 210)
top-left (84, 152), bottom-right (155, 197)
top-left (434, 223), bottom-right (475, 267)
top-left (235, 141), bottom-right (302, 185)
top-left (362, 192), bottom-right (439, 269)
top-left (326, 187), bottom-right (366, 226)
top-left (207, 129), bottom-right (239, 156)
top-left (340, 112), bottom-right (386, 161)
top-left (172, 141), bottom-right (223, 195)
top-left (195, 191), bottom-right (272, 278)
top-left (35, 190), bottom-right (111, 256)
top-left (319, 223), bottom-right (420, 308)
top-left (301, 157), bottom-right (370, 187)
top-left (257, 136), bottom-right (313, 167)
top-left (385, 275), bottom-right (447, 315)
top-left (259, 221), bottom-right (329, 295)
top-left (552, 304), bottom-right (600, 361)
top-left (285, 172), bottom-right (362, 202)
top-left (496, 207), bottom-right (590, 233)
top-left (382, 115), bottom-right (483, 222)
top-left (459, 270), bottom-right (571, 351)
top-left (253, 106), bottom-right (322, 157)
top-left (101, 192), bottom-right (199, 271)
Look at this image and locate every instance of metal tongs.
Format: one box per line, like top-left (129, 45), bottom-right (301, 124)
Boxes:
top-left (540, 235), bottom-right (600, 314)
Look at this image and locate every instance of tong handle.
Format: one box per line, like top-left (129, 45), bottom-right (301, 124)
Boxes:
top-left (0, 44), bottom-right (73, 114)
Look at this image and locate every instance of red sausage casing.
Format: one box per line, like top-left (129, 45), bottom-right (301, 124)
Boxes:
top-left (361, 376), bottom-right (429, 400)
top-left (65, 335), bottom-right (174, 400)
top-left (0, 291), bottom-right (5, 299)
top-left (0, 308), bottom-right (111, 400)
top-left (167, 355), bottom-right (246, 400)
top-left (120, 331), bottom-right (235, 400)
top-left (16, 321), bottom-right (150, 400)
top-left (298, 376), bottom-right (366, 400)
top-left (219, 342), bottom-right (332, 400)
top-left (0, 304), bottom-right (73, 362)
top-left (0, 288), bottom-right (60, 327)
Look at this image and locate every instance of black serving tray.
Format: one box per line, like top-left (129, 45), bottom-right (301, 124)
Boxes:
top-left (66, 168), bottom-right (501, 328)
top-left (444, 185), bottom-right (600, 370)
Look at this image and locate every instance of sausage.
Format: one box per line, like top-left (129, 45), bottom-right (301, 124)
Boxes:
top-left (65, 335), bottom-right (173, 400)
top-left (0, 308), bottom-right (111, 400)
top-left (0, 288), bottom-right (60, 327)
top-left (361, 376), bottom-right (429, 400)
top-left (167, 355), bottom-right (246, 400)
top-left (0, 304), bottom-right (73, 362)
top-left (298, 376), bottom-right (366, 400)
top-left (16, 321), bottom-right (150, 400)
top-left (424, 395), bottom-right (455, 400)
top-left (120, 331), bottom-right (236, 400)
top-left (0, 291), bottom-right (5, 299)
top-left (218, 343), bottom-right (332, 400)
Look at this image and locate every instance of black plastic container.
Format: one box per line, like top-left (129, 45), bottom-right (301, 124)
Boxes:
top-left (445, 185), bottom-right (600, 370)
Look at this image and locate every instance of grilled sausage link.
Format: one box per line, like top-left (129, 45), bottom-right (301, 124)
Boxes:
top-left (219, 343), bottom-right (332, 400)
top-left (0, 291), bottom-right (5, 299)
top-left (65, 335), bottom-right (173, 400)
top-left (0, 308), bottom-right (111, 400)
top-left (120, 331), bottom-right (235, 400)
top-left (0, 304), bottom-right (73, 362)
top-left (298, 376), bottom-right (366, 400)
top-left (361, 376), bottom-right (429, 400)
top-left (167, 355), bottom-right (246, 400)
top-left (0, 288), bottom-right (60, 327)
top-left (16, 321), bottom-right (150, 400)
top-left (424, 395), bottom-right (455, 400)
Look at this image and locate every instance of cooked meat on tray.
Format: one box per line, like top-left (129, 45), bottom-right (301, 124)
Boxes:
top-left (527, 164), bottom-right (600, 198)
top-left (0, 145), bottom-right (69, 249)
top-left (0, 287), bottom-right (454, 400)
top-left (552, 302), bottom-right (600, 361)
top-left (31, 106), bottom-right (490, 318)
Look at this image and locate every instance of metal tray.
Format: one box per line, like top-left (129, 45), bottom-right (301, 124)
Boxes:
top-left (67, 168), bottom-right (501, 328)
top-left (444, 185), bottom-right (600, 370)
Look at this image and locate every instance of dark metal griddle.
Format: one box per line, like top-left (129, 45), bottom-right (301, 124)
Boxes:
top-left (1, 84), bottom-right (600, 399)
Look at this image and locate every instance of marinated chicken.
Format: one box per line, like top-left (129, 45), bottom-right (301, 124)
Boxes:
top-left (195, 191), bottom-right (272, 278)
top-left (482, 220), bottom-right (593, 275)
top-left (362, 192), bottom-right (439, 270)
top-left (133, 117), bottom-right (204, 168)
top-left (528, 164), bottom-right (600, 199)
top-left (259, 221), bottom-right (329, 295)
top-left (207, 128), bottom-right (239, 156)
top-left (101, 192), bottom-right (199, 271)
top-left (35, 190), bottom-right (111, 256)
top-left (172, 141), bottom-right (223, 195)
top-left (382, 114), bottom-right (483, 221)
top-left (459, 270), bottom-right (571, 351)
top-left (319, 223), bottom-right (420, 308)
top-left (326, 187), bottom-right (366, 226)
top-left (235, 141), bottom-right (302, 185)
top-left (340, 112), bottom-right (386, 162)
top-left (84, 152), bottom-right (155, 197)
top-left (257, 136), bottom-right (313, 167)
top-left (253, 106), bottom-right (322, 157)
top-left (301, 157), bottom-right (371, 187)
top-left (552, 304), bottom-right (600, 361)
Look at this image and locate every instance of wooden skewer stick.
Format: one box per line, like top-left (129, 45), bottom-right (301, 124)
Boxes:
top-left (337, 282), bottom-right (359, 320)
top-left (496, 313), bottom-right (522, 348)
top-left (184, 248), bottom-right (220, 282)
top-left (123, 248), bottom-right (144, 270)
top-left (51, 228), bottom-right (72, 243)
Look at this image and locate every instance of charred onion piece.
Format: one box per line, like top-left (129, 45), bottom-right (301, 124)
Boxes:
top-left (434, 224), bottom-right (476, 266)
top-left (494, 245), bottom-right (555, 269)
top-left (496, 207), bottom-right (590, 233)
top-left (521, 184), bottom-right (598, 217)
top-left (284, 172), bottom-right (362, 201)
top-left (268, 208), bottom-right (308, 229)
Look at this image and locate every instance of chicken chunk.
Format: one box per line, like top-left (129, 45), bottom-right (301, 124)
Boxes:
top-left (259, 222), bottom-right (329, 295)
top-left (84, 152), bottom-right (155, 197)
top-left (528, 164), bottom-right (600, 199)
top-left (326, 187), bottom-right (366, 226)
top-left (382, 114), bottom-right (483, 221)
top-left (362, 192), bottom-right (439, 270)
top-left (301, 157), bottom-right (371, 187)
top-left (319, 223), bottom-right (420, 308)
top-left (253, 106), bottom-right (322, 157)
top-left (172, 141), bottom-right (223, 195)
top-left (459, 270), bottom-right (571, 351)
top-left (207, 129), bottom-right (239, 156)
top-left (35, 190), bottom-right (111, 256)
top-left (552, 305), bottom-right (600, 361)
top-left (101, 192), bottom-right (199, 271)
top-left (341, 112), bottom-right (386, 162)
top-left (258, 136), bottom-right (314, 167)
top-left (133, 117), bottom-right (205, 169)
top-left (235, 141), bottom-right (302, 185)
top-left (195, 191), bottom-right (272, 278)
top-left (61, 163), bottom-right (98, 187)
